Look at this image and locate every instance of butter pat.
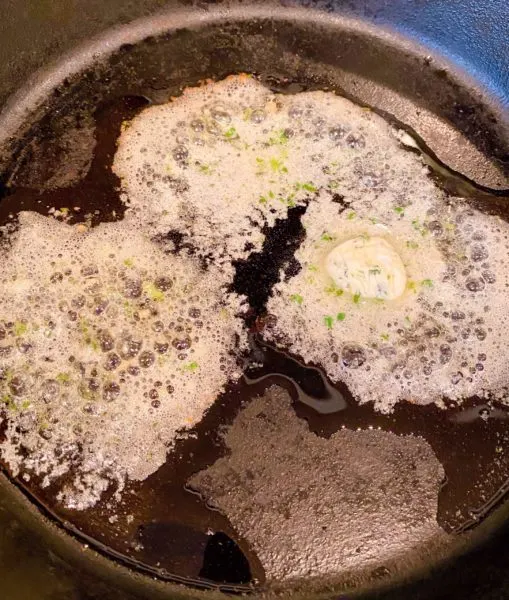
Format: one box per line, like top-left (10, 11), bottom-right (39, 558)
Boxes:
top-left (325, 236), bottom-right (407, 300)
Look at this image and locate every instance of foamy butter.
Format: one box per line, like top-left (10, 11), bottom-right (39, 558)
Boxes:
top-left (0, 212), bottom-right (247, 509)
top-left (325, 236), bottom-right (407, 300)
top-left (116, 74), bottom-right (509, 413)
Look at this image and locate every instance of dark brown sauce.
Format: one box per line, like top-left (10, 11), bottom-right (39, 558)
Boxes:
top-left (1, 83), bottom-right (509, 589)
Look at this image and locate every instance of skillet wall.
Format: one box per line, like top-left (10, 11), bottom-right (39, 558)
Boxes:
top-left (1, 1), bottom-right (509, 599)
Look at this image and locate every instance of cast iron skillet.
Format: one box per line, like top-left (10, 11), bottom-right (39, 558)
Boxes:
top-left (0, 1), bottom-right (509, 599)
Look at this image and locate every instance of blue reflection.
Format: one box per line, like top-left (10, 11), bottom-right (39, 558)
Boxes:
top-left (342, 0), bottom-right (509, 106)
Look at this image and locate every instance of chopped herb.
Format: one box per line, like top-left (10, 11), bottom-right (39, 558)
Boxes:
top-left (325, 285), bottom-right (344, 297)
top-left (268, 190), bottom-right (275, 199)
top-left (324, 315), bottom-right (334, 329)
top-left (369, 217), bottom-right (378, 224)
top-left (321, 232), bottom-right (334, 242)
top-left (411, 218), bottom-right (428, 236)
top-left (347, 211), bottom-right (356, 220)
top-left (444, 221), bottom-right (456, 231)
top-left (21, 399), bottom-right (31, 410)
top-left (14, 321), bottom-right (28, 336)
top-left (1, 394), bottom-right (14, 409)
top-left (259, 195), bottom-right (268, 205)
top-left (406, 240), bottom-right (419, 249)
top-left (123, 301), bottom-right (134, 317)
top-left (268, 129), bottom-right (289, 145)
top-left (308, 264), bottom-right (318, 272)
top-left (123, 258), bottom-right (134, 268)
top-left (243, 107), bottom-right (253, 121)
top-left (353, 292), bottom-right (361, 304)
top-left (56, 372), bottom-right (70, 384)
top-left (421, 279), bottom-right (434, 288)
top-left (198, 163), bottom-right (213, 175)
top-left (59, 207), bottom-right (70, 215)
top-left (290, 294), bottom-right (304, 305)
top-left (183, 361), bottom-right (199, 373)
top-left (328, 180), bottom-right (339, 189)
top-left (406, 280), bottom-right (417, 292)
top-left (269, 157), bottom-right (288, 173)
top-left (255, 157), bottom-right (265, 174)
top-left (381, 333), bottom-right (390, 341)
top-left (301, 182), bottom-right (317, 192)
top-left (336, 312), bottom-right (346, 321)
top-left (143, 281), bottom-right (165, 302)
top-left (405, 315), bottom-right (412, 325)
top-left (369, 266), bottom-right (382, 275)
top-left (224, 126), bottom-right (238, 139)
top-left (394, 206), bottom-right (405, 215)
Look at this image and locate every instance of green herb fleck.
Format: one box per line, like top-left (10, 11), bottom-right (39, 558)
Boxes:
top-left (123, 258), bottom-right (134, 268)
top-left (198, 163), bottom-right (214, 175)
top-left (420, 279), bottom-right (434, 288)
top-left (183, 361), bottom-right (199, 373)
top-left (269, 157), bottom-right (288, 173)
top-left (301, 182), bottom-right (317, 192)
top-left (369, 217), bottom-right (378, 224)
top-left (406, 280), bottom-right (417, 293)
top-left (321, 232), bottom-right (334, 242)
top-left (353, 292), bottom-right (361, 304)
top-left (1, 394), bottom-right (14, 409)
top-left (56, 372), bottom-right (70, 384)
top-left (290, 294), bottom-right (304, 305)
top-left (324, 316), bottom-right (334, 329)
top-left (347, 211), bottom-right (356, 220)
top-left (14, 321), bottom-right (28, 337)
top-left (381, 333), bottom-right (390, 341)
top-left (243, 107), bottom-right (253, 121)
top-left (224, 126), bottom-right (238, 139)
top-left (268, 129), bottom-right (289, 145)
top-left (325, 284), bottom-right (344, 297)
top-left (336, 312), bottom-right (346, 322)
top-left (308, 264), bottom-right (318, 272)
top-left (406, 240), bottom-right (419, 249)
top-left (143, 281), bottom-right (165, 302)
top-left (394, 206), bottom-right (405, 215)
top-left (369, 266), bottom-right (382, 275)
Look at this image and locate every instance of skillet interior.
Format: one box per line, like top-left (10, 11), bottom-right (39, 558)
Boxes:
top-left (1, 3), bottom-right (509, 599)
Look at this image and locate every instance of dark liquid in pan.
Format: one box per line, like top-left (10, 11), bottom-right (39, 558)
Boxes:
top-left (2, 84), bottom-right (509, 590)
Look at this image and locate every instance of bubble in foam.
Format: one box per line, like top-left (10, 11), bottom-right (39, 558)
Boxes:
top-left (0, 212), bottom-right (247, 509)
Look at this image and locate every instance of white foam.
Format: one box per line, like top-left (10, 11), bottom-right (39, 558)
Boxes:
top-left (0, 212), bottom-right (247, 509)
top-left (115, 75), bottom-right (509, 411)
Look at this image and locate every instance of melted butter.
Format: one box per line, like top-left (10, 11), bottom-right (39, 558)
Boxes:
top-left (325, 235), bottom-right (407, 300)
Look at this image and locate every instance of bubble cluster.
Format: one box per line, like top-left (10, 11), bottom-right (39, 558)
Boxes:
top-left (0, 212), bottom-right (246, 508)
